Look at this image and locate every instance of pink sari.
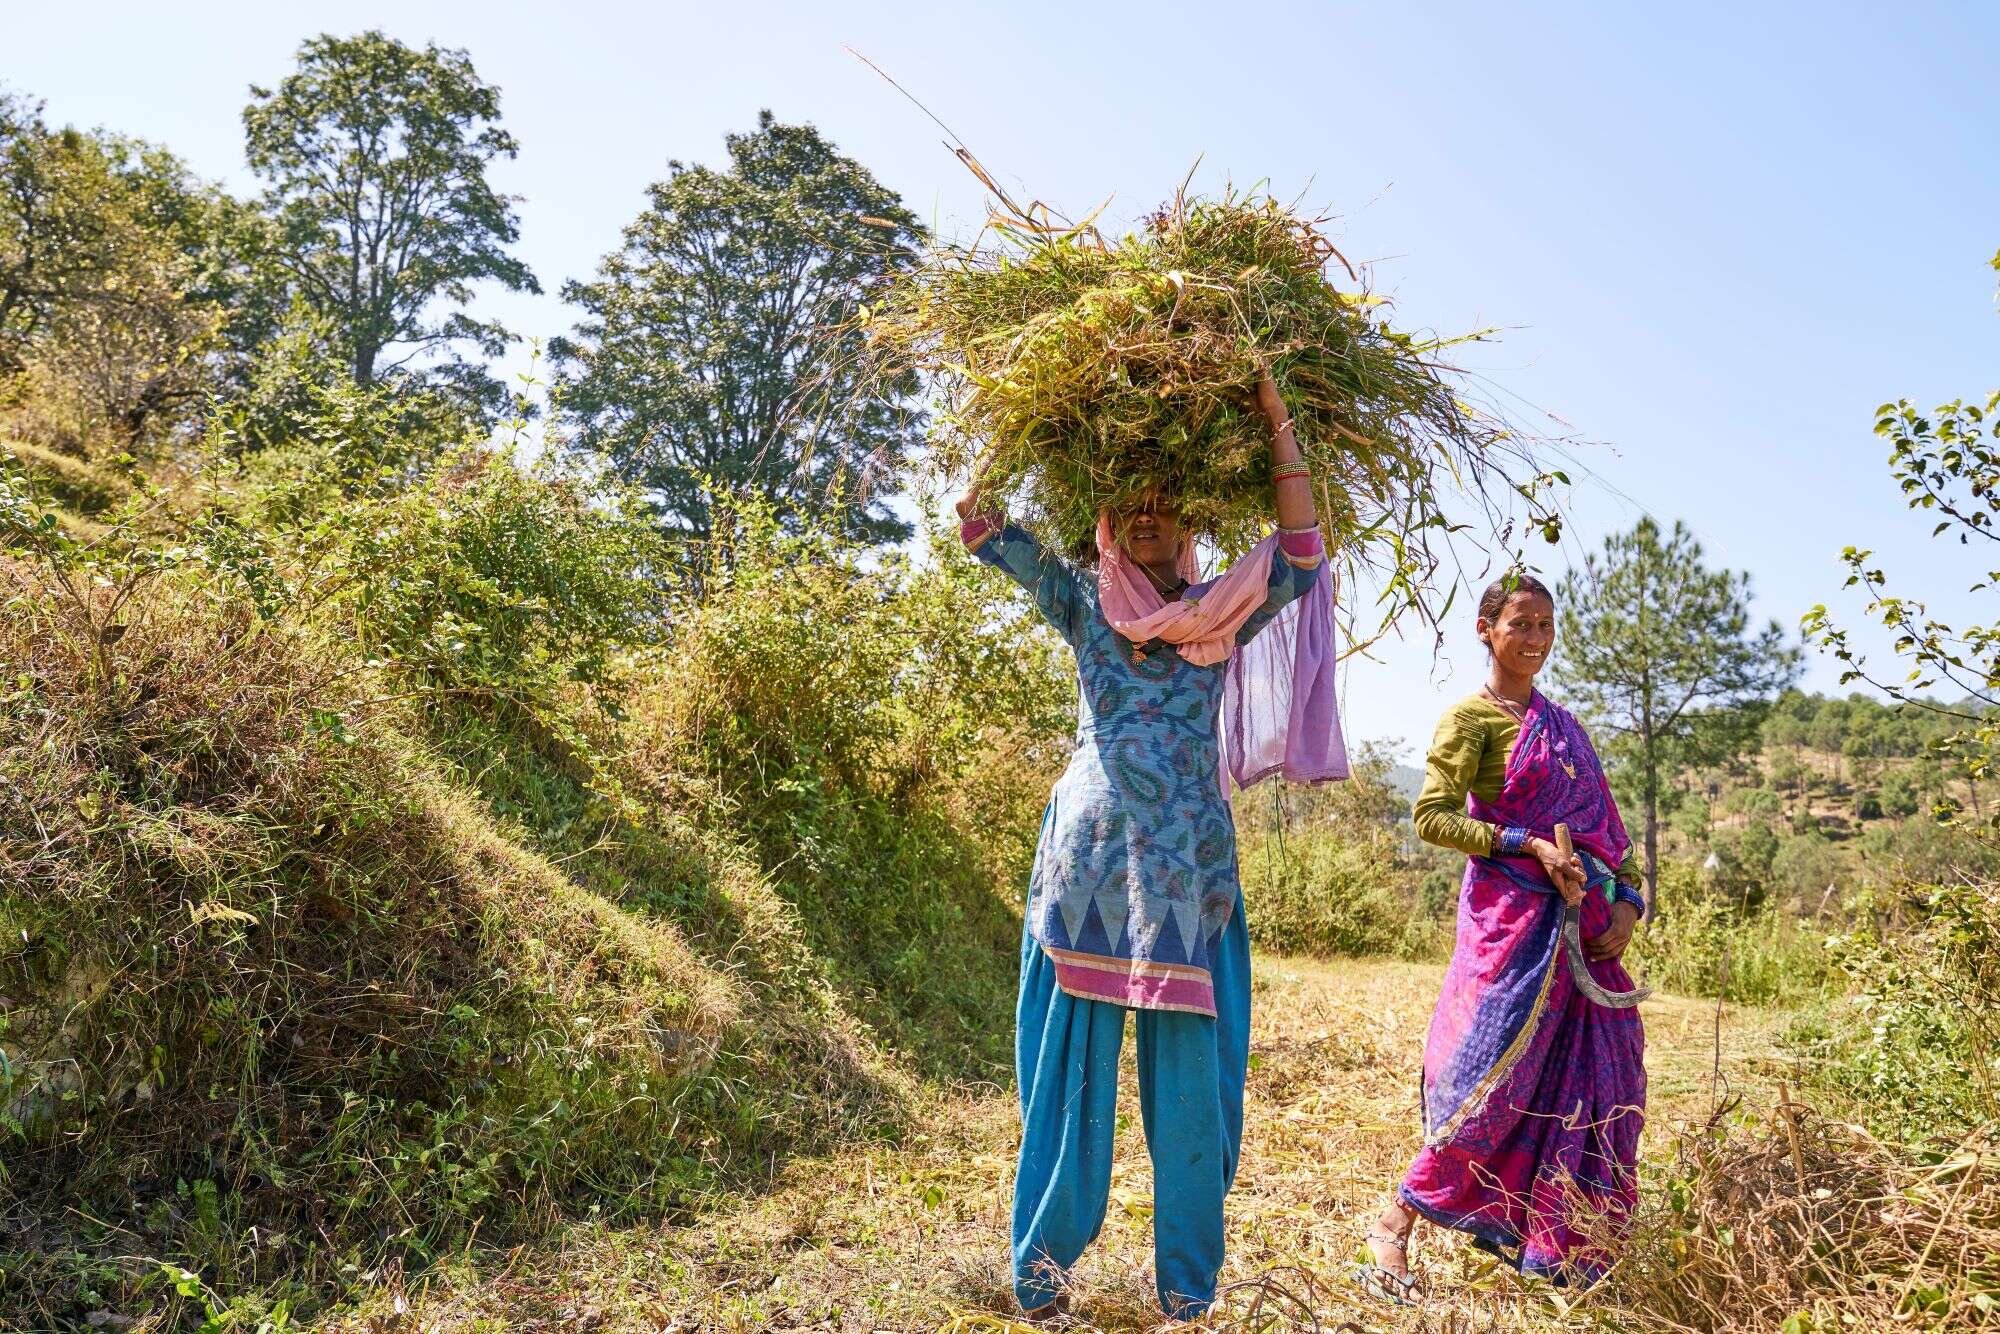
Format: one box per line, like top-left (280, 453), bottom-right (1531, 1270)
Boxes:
top-left (1400, 692), bottom-right (1646, 1282)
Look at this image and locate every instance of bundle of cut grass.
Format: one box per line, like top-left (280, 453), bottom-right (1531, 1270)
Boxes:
top-left (869, 183), bottom-right (1558, 637)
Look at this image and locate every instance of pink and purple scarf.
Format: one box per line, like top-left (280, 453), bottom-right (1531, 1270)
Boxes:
top-left (1093, 512), bottom-right (1347, 789)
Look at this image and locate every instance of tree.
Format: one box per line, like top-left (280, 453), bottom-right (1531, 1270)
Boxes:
top-left (1880, 767), bottom-right (1922, 821)
top-left (0, 93), bottom-right (233, 445)
top-left (1773, 829), bottom-right (1841, 906)
top-left (1712, 820), bottom-right (1780, 911)
top-left (1555, 517), bottom-right (1801, 899)
top-left (1843, 731), bottom-right (1877, 790)
top-left (1728, 786), bottom-right (1784, 821)
top-left (0, 91), bottom-right (145, 373)
top-left (243, 32), bottom-right (537, 409)
top-left (554, 111), bottom-right (924, 545)
top-left (1803, 250), bottom-right (2000, 842)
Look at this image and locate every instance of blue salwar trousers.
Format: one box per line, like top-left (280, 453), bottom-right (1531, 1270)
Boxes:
top-left (1009, 897), bottom-right (1251, 1318)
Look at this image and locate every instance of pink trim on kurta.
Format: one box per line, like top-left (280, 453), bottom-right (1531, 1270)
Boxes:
top-left (961, 514), bottom-right (999, 551)
top-left (1042, 944), bottom-right (1218, 1017)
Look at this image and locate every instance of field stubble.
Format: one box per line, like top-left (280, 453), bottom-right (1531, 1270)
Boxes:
top-left (322, 957), bottom-right (1852, 1333)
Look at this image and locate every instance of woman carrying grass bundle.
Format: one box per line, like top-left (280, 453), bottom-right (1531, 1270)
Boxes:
top-left (957, 374), bottom-right (1346, 1321)
top-left (1358, 575), bottom-right (1647, 1302)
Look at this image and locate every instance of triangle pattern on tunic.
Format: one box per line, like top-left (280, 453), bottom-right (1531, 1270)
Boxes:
top-left (1138, 897), bottom-right (1189, 967)
top-left (1056, 868), bottom-right (1092, 945)
top-left (1167, 896), bottom-right (1202, 961)
top-left (1126, 910), bottom-right (1167, 963)
top-left (1069, 897), bottom-right (1112, 955)
top-left (1092, 887), bottom-right (1131, 958)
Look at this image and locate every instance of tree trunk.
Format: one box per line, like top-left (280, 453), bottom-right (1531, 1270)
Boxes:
top-left (1643, 751), bottom-right (1660, 903)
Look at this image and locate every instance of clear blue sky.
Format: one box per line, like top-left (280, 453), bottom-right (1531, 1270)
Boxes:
top-left (15, 1), bottom-right (1999, 759)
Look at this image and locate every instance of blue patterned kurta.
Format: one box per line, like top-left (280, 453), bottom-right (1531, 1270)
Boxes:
top-left (970, 522), bottom-right (1320, 1016)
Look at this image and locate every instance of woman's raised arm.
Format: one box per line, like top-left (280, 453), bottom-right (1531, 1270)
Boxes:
top-left (1255, 373), bottom-right (1317, 533)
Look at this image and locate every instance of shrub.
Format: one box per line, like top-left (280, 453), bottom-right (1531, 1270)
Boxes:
top-left (1711, 820), bottom-right (1781, 911)
top-left (194, 404), bottom-right (668, 800)
top-left (1627, 860), bottom-right (1836, 1005)
top-left (1240, 824), bottom-right (1436, 958)
top-left (1773, 829), bottom-right (1842, 905)
top-left (1800, 876), bottom-right (2000, 1140)
top-left (1726, 786), bottom-right (1783, 820)
top-left (0, 563), bottom-right (732, 1321)
top-left (1603, 1091), bottom-right (2000, 1330)
top-left (625, 501), bottom-right (1073, 1077)
top-left (1238, 745), bottom-right (1447, 961)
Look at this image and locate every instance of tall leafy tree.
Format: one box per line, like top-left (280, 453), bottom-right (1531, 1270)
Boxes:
top-left (243, 31), bottom-right (537, 408)
top-left (0, 91), bottom-right (140, 372)
top-left (555, 111), bottom-right (923, 544)
top-left (1553, 517), bottom-right (1800, 897)
top-left (0, 92), bottom-right (244, 442)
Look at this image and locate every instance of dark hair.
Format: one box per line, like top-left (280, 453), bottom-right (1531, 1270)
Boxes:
top-left (1477, 571), bottom-right (1554, 625)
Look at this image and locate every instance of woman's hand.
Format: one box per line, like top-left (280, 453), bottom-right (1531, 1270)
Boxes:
top-left (1526, 836), bottom-right (1586, 905)
top-left (1585, 901), bottom-right (1641, 961)
top-left (1258, 371), bottom-right (1318, 532)
top-left (955, 450), bottom-right (996, 521)
top-left (1255, 372), bottom-right (1293, 440)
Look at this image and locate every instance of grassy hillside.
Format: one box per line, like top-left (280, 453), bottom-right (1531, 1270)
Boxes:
top-left (1639, 689), bottom-right (1995, 898)
top-left (0, 434), bottom-right (1070, 1327)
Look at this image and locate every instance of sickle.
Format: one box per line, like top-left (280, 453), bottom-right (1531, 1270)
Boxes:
top-left (1554, 823), bottom-right (1652, 1009)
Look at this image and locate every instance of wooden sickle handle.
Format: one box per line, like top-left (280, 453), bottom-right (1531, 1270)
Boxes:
top-left (1553, 823), bottom-right (1575, 860)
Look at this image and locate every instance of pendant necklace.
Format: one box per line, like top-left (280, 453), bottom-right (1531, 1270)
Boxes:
top-left (1485, 685), bottom-right (1574, 777)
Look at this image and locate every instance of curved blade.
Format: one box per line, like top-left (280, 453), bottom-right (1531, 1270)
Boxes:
top-left (1562, 903), bottom-right (1651, 1008)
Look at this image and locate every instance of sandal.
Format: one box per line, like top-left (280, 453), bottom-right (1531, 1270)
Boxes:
top-left (1353, 1224), bottom-right (1421, 1306)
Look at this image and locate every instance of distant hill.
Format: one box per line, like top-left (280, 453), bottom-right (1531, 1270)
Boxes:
top-left (1389, 762), bottom-right (1424, 805)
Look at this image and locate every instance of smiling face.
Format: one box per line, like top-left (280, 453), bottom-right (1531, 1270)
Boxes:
top-left (1114, 494), bottom-right (1185, 575)
top-left (1479, 590), bottom-right (1556, 682)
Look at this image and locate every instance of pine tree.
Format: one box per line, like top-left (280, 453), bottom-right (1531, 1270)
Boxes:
top-left (1554, 518), bottom-right (1800, 897)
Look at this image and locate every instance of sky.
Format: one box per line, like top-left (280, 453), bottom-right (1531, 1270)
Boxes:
top-left (13, 1), bottom-right (2000, 760)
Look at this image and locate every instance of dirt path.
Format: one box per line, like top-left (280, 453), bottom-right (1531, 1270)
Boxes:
top-left (327, 957), bottom-right (1793, 1332)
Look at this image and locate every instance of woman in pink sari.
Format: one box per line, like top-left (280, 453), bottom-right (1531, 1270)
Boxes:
top-left (1360, 573), bottom-right (1647, 1299)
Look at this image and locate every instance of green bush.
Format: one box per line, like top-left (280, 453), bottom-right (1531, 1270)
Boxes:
top-left (632, 502), bottom-right (1072, 1077)
top-left (1237, 745), bottom-right (1448, 961)
top-left (1625, 859), bottom-right (1836, 1005)
top-left (1772, 828), bottom-right (1842, 902)
top-left (1794, 876), bottom-right (2000, 1141)
top-left (0, 566), bottom-right (732, 1322)
top-left (1726, 785), bottom-right (1783, 819)
top-left (1710, 820), bottom-right (1781, 911)
top-left (1239, 823), bottom-right (1440, 959)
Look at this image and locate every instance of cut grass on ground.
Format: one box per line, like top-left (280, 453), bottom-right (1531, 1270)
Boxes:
top-left (318, 956), bottom-right (1796, 1333)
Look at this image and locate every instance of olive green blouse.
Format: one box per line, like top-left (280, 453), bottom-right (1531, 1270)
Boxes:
top-left (1412, 694), bottom-right (1641, 886)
